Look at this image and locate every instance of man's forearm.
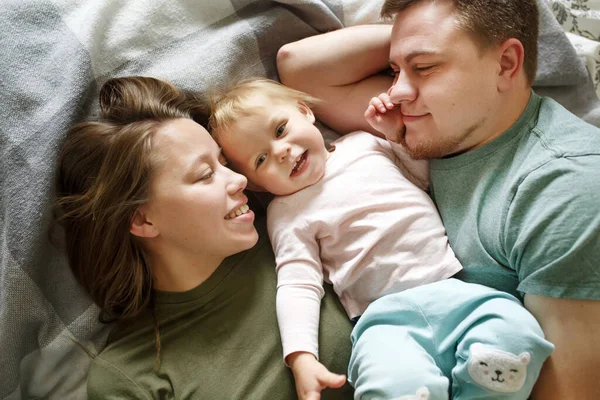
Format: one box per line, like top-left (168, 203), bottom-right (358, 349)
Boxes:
top-left (278, 24), bottom-right (392, 91)
top-left (277, 25), bottom-right (394, 135)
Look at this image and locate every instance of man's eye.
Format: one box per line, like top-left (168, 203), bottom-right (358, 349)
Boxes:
top-left (415, 65), bottom-right (434, 72)
top-left (276, 123), bottom-right (286, 137)
top-left (256, 154), bottom-right (267, 167)
top-left (389, 69), bottom-right (399, 77)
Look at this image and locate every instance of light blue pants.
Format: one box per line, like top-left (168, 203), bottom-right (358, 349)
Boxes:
top-left (348, 279), bottom-right (554, 400)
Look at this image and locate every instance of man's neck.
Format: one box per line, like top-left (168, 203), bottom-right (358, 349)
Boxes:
top-left (475, 88), bottom-right (532, 151)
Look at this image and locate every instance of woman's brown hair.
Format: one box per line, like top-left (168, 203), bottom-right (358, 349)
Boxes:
top-left (55, 77), bottom-right (208, 363)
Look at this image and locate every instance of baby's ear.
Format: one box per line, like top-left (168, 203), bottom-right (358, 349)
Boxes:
top-left (298, 101), bottom-right (315, 124)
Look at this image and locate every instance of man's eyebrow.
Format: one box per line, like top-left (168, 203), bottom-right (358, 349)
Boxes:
top-left (389, 50), bottom-right (439, 66)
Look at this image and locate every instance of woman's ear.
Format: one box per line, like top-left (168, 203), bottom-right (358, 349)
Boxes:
top-left (298, 101), bottom-right (316, 124)
top-left (130, 207), bottom-right (159, 238)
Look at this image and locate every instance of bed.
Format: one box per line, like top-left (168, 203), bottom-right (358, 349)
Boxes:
top-left (1, 0), bottom-right (598, 398)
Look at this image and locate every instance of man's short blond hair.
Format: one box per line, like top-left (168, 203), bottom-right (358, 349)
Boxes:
top-left (209, 78), bottom-right (320, 140)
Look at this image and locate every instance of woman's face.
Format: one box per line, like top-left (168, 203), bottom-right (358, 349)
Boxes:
top-left (143, 118), bottom-right (258, 260)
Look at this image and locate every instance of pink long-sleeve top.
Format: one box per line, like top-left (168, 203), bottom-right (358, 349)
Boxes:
top-left (267, 132), bottom-right (462, 361)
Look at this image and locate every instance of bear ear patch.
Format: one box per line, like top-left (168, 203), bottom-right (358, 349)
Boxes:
top-left (519, 352), bottom-right (531, 365)
top-left (470, 342), bottom-right (484, 353)
top-left (416, 386), bottom-right (430, 399)
top-left (395, 386), bottom-right (430, 400)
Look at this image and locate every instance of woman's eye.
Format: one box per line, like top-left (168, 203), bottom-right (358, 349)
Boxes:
top-left (256, 154), bottom-right (267, 167)
top-left (276, 123), bottom-right (286, 137)
top-left (198, 171), bottom-right (214, 181)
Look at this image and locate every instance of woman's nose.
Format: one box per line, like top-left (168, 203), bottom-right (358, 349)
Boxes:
top-left (226, 167), bottom-right (248, 194)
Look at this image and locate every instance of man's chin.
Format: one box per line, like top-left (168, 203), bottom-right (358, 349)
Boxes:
top-left (398, 134), bottom-right (432, 160)
top-left (402, 139), bottom-right (445, 160)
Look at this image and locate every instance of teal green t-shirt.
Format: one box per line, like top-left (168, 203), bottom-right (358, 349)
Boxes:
top-left (430, 91), bottom-right (600, 300)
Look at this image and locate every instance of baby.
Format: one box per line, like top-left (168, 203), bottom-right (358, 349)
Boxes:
top-left (210, 78), bottom-right (553, 400)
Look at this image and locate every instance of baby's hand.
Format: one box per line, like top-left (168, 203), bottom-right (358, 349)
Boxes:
top-left (364, 93), bottom-right (405, 142)
top-left (287, 352), bottom-right (346, 400)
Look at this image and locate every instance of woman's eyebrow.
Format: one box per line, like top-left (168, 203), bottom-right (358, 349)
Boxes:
top-left (187, 154), bottom-right (210, 175)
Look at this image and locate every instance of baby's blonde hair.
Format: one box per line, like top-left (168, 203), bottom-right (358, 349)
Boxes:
top-left (209, 78), bottom-right (321, 140)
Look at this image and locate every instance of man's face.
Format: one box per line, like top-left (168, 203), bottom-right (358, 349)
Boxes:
top-left (388, 1), bottom-right (502, 159)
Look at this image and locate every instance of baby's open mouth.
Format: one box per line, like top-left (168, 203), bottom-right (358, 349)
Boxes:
top-left (290, 151), bottom-right (308, 176)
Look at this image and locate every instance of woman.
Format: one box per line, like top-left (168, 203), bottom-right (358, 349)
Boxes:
top-left (55, 77), bottom-right (353, 399)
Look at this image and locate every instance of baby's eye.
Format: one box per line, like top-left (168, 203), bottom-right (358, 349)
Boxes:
top-left (276, 123), bottom-right (286, 138)
top-left (256, 154), bottom-right (267, 167)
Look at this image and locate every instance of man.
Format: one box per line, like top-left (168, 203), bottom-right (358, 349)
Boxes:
top-left (277, 0), bottom-right (600, 398)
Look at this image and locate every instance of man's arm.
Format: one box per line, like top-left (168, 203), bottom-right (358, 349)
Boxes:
top-left (524, 295), bottom-right (600, 400)
top-left (277, 25), bottom-right (394, 135)
top-left (503, 153), bottom-right (600, 398)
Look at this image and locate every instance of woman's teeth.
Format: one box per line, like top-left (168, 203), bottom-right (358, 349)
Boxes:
top-left (226, 204), bottom-right (250, 220)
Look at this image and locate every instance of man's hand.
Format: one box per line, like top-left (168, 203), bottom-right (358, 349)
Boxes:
top-left (287, 352), bottom-right (347, 400)
top-left (365, 92), bottom-right (404, 142)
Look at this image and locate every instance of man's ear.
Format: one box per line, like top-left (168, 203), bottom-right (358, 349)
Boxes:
top-left (496, 38), bottom-right (525, 92)
top-left (130, 207), bottom-right (159, 238)
top-left (298, 101), bottom-right (316, 124)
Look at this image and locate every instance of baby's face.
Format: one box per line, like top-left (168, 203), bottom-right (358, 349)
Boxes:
top-left (218, 99), bottom-right (329, 196)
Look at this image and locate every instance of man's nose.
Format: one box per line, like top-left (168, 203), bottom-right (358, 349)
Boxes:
top-left (387, 71), bottom-right (417, 104)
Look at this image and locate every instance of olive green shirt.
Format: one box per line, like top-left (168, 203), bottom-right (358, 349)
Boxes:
top-left (87, 219), bottom-right (353, 399)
